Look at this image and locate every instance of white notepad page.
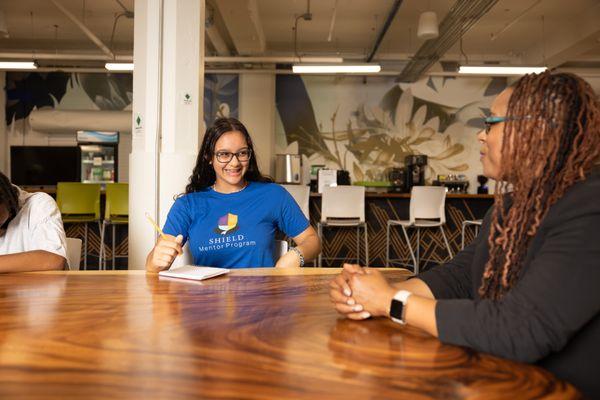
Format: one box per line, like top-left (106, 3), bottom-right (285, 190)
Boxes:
top-left (158, 265), bottom-right (230, 281)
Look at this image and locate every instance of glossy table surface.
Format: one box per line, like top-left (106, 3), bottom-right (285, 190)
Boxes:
top-left (0, 268), bottom-right (578, 399)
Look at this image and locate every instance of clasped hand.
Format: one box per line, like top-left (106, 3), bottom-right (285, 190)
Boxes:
top-left (329, 264), bottom-right (396, 320)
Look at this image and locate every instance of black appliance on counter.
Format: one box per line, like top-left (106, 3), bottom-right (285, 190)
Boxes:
top-left (337, 170), bottom-right (351, 185)
top-left (405, 154), bottom-right (428, 189)
top-left (433, 177), bottom-right (470, 193)
top-left (388, 167), bottom-right (407, 193)
top-left (477, 175), bottom-right (489, 194)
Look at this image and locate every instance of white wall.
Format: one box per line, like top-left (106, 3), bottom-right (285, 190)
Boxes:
top-left (238, 73), bottom-right (276, 176)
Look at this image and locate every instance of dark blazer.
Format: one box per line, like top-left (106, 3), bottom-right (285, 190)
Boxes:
top-left (419, 168), bottom-right (600, 398)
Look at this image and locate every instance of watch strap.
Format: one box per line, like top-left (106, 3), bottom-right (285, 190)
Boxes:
top-left (290, 247), bottom-right (304, 267)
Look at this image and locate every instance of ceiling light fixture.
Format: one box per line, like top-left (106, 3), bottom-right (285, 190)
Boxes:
top-left (458, 65), bottom-right (547, 75)
top-left (292, 64), bottom-right (381, 74)
top-left (417, 11), bottom-right (438, 40)
top-left (0, 61), bottom-right (37, 70)
top-left (105, 62), bottom-right (134, 71)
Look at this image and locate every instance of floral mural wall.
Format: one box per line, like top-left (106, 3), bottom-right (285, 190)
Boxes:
top-left (275, 74), bottom-right (507, 191)
top-left (6, 72), bottom-right (238, 126)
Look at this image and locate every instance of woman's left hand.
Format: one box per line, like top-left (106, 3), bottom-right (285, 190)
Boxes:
top-left (274, 250), bottom-right (302, 268)
top-left (348, 268), bottom-right (396, 318)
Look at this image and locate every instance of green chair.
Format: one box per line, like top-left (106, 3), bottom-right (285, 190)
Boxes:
top-left (100, 183), bottom-right (129, 270)
top-left (56, 183), bottom-right (101, 270)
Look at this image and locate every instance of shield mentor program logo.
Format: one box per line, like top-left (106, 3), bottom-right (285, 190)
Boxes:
top-left (215, 213), bottom-right (238, 235)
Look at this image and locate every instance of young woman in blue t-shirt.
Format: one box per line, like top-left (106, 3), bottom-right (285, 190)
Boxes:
top-left (145, 117), bottom-right (320, 270)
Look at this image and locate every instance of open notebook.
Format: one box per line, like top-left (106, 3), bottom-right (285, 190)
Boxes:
top-left (158, 265), bottom-right (230, 281)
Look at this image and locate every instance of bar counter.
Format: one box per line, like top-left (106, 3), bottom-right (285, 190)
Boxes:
top-left (311, 192), bottom-right (494, 267)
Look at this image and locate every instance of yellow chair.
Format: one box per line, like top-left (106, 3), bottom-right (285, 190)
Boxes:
top-left (100, 183), bottom-right (129, 270)
top-left (56, 183), bottom-right (101, 270)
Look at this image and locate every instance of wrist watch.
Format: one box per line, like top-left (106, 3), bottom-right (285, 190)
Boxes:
top-left (289, 247), bottom-right (304, 267)
top-left (389, 290), bottom-right (412, 325)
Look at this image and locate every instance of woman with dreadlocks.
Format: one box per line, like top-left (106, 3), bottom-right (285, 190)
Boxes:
top-left (328, 72), bottom-right (600, 396)
top-left (0, 171), bottom-right (68, 271)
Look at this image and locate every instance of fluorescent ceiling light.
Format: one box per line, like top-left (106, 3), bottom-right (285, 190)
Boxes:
top-left (0, 61), bottom-right (37, 70)
top-left (105, 62), bottom-right (134, 71)
top-left (292, 64), bottom-right (381, 74)
top-left (459, 66), bottom-right (547, 75)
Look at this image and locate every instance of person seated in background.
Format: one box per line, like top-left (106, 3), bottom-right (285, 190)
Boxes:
top-left (145, 117), bottom-right (320, 272)
top-left (0, 172), bottom-right (67, 271)
top-left (329, 72), bottom-right (600, 397)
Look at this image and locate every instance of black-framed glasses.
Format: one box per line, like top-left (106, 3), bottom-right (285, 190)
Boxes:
top-left (214, 149), bottom-right (252, 163)
top-left (483, 116), bottom-right (532, 134)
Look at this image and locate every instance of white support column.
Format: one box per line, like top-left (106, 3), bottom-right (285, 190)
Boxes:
top-left (129, 0), bottom-right (204, 269)
top-left (239, 73), bottom-right (275, 176)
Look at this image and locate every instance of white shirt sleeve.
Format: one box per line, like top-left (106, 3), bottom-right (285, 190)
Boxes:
top-left (25, 193), bottom-right (68, 264)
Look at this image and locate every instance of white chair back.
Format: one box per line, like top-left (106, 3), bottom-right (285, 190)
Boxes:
top-left (65, 237), bottom-right (82, 271)
top-left (409, 186), bottom-right (447, 224)
top-left (321, 186), bottom-right (365, 222)
top-left (281, 184), bottom-right (310, 219)
top-left (273, 240), bottom-right (289, 261)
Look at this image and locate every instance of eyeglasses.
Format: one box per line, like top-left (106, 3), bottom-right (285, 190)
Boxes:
top-left (214, 149), bottom-right (252, 163)
top-left (483, 116), bottom-right (532, 134)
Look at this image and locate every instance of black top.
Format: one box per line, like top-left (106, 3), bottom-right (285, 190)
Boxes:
top-left (419, 168), bottom-right (600, 398)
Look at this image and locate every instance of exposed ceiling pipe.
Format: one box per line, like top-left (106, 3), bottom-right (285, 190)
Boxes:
top-left (50, 0), bottom-right (115, 59)
top-left (365, 0), bottom-right (404, 63)
top-left (0, 52), bottom-right (132, 61)
top-left (0, 52), bottom-right (344, 64)
top-left (205, 56), bottom-right (343, 63)
top-left (397, 0), bottom-right (499, 82)
top-left (293, 0), bottom-right (313, 58)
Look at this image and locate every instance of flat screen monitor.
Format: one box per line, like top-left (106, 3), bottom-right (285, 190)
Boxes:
top-left (10, 146), bottom-right (81, 186)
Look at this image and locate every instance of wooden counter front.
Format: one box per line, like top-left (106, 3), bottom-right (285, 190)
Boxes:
top-left (0, 269), bottom-right (577, 399)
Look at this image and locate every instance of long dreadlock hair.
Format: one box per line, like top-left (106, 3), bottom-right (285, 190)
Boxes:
top-left (0, 172), bottom-right (20, 229)
top-left (479, 72), bottom-right (600, 299)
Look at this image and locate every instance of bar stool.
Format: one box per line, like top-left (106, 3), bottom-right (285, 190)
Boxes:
top-left (317, 186), bottom-right (368, 267)
top-left (56, 182), bottom-right (101, 270)
top-left (461, 219), bottom-right (483, 249)
top-left (100, 183), bottom-right (129, 270)
top-left (386, 186), bottom-right (453, 275)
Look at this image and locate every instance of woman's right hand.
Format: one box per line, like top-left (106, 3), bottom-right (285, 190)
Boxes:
top-left (329, 264), bottom-right (371, 320)
top-left (145, 234), bottom-right (183, 272)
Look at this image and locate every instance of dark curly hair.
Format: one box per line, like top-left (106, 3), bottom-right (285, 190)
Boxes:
top-left (0, 172), bottom-right (20, 229)
top-left (480, 72), bottom-right (600, 299)
top-left (185, 117), bottom-right (272, 194)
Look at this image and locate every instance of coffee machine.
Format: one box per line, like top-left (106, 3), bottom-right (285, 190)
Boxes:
top-left (405, 155), bottom-right (428, 189)
top-left (388, 167), bottom-right (407, 193)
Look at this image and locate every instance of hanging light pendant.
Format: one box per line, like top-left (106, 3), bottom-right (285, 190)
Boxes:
top-left (417, 11), bottom-right (438, 40)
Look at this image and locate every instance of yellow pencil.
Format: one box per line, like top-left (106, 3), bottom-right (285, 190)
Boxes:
top-left (145, 212), bottom-right (167, 239)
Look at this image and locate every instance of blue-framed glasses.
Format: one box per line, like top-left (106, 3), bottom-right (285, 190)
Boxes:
top-left (483, 116), bottom-right (532, 134)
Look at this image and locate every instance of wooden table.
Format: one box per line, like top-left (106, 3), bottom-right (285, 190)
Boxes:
top-left (0, 269), bottom-right (577, 399)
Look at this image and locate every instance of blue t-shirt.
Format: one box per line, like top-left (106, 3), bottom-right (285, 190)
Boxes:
top-left (163, 182), bottom-right (309, 268)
